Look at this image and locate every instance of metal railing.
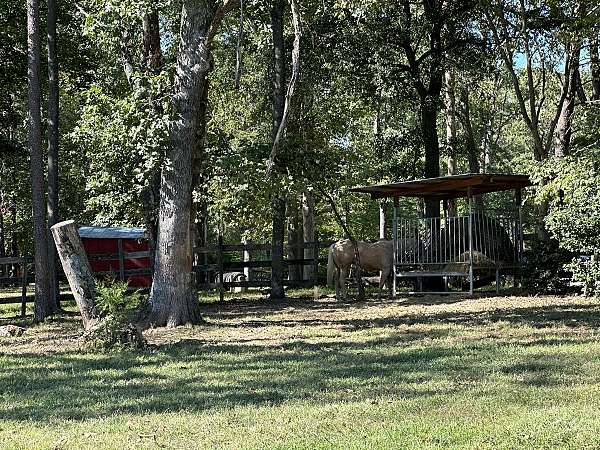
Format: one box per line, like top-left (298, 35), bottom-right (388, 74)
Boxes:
top-left (395, 213), bottom-right (522, 267)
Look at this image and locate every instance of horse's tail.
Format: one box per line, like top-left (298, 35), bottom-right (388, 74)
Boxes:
top-left (327, 245), bottom-right (335, 287)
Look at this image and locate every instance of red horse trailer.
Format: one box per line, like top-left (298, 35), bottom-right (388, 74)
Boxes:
top-left (78, 226), bottom-right (152, 288)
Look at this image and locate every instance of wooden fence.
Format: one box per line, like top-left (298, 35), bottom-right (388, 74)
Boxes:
top-left (87, 250), bottom-right (152, 281)
top-left (194, 239), bottom-right (335, 302)
top-left (0, 256), bottom-right (32, 316)
top-left (0, 240), bottom-right (336, 308)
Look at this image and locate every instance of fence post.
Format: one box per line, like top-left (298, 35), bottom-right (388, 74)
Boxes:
top-left (218, 235), bottom-right (224, 302)
top-left (243, 238), bottom-right (250, 292)
top-left (20, 256), bottom-right (28, 318)
top-left (313, 236), bottom-right (319, 299)
top-left (117, 239), bottom-right (125, 282)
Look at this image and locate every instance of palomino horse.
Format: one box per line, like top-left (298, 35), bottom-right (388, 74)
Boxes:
top-left (327, 239), bottom-right (393, 300)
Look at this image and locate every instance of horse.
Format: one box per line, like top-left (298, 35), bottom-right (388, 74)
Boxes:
top-left (327, 239), bottom-right (393, 300)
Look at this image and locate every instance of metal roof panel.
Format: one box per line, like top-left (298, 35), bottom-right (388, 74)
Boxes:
top-left (78, 226), bottom-right (147, 240)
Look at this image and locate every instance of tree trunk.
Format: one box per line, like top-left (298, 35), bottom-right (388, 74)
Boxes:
top-left (270, 0), bottom-right (286, 300)
top-left (271, 197), bottom-right (286, 298)
top-left (420, 95), bottom-right (441, 218)
top-left (10, 201), bottom-right (17, 257)
top-left (143, 11), bottom-right (163, 72)
top-left (27, 0), bottom-right (51, 322)
top-left (459, 88), bottom-right (484, 211)
top-left (190, 67), bottom-right (211, 279)
top-left (444, 70), bottom-right (458, 216)
top-left (302, 192), bottom-right (314, 280)
top-left (555, 43), bottom-right (581, 158)
top-left (149, 0), bottom-right (221, 326)
top-left (47, 0), bottom-right (60, 312)
top-left (379, 202), bottom-right (386, 239)
top-left (460, 89), bottom-right (479, 174)
top-left (140, 10), bottom-right (164, 272)
top-left (591, 33), bottom-right (600, 101)
top-left (287, 203), bottom-right (302, 282)
top-left (0, 200), bottom-right (5, 258)
top-left (51, 220), bottom-right (99, 330)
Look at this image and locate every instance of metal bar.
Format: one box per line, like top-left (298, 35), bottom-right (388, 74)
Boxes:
top-left (468, 188), bottom-right (474, 295)
top-left (392, 199), bottom-right (398, 298)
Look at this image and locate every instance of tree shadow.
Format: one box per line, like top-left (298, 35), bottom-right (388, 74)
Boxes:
top-left (0, 320), bottom-right (593, 423)
top-left (205, 298), bottom-right (600, 332)
top-left (1, 297), bottom-right (598, 423)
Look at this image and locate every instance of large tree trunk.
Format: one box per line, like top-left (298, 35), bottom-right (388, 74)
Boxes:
top-left (47, 0), bottom-right (60, 312)
top-left (590, 33), bottom-right (600, 101)
top-left (302, 192), bottom-right (314, 280)
top-left (270, 0), bottom-right (286, 300)
top-left (420, 95), bottom-right (441, 218)
top-left (51, 221), bottom-right (99, 330)
top-left (149, 0), bottom-right (220, 326)
top-left (444, 70), bottom-right (458, 216)
top-left (460, 89), bottom-right (479, 174)
top-left (459, 87), bottom-right (484, 211)
top-left (27, 0), bottom-right (51, 322)
top-left (555, 43), bottom-right (581, 158)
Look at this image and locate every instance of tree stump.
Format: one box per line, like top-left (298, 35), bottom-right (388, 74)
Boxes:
top-left (51, 220), bottom-right (99, 330)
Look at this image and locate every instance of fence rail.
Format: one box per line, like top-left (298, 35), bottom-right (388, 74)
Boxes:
top-left (195, 239), bottom-right (335, 301)
top-left (1, 240), bottom-right (337, 309)
top-left (0, 256), bottom-right (31, 316)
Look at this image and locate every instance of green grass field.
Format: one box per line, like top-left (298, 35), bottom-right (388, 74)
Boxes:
top-left (1, 292), bottom-right (600, 449)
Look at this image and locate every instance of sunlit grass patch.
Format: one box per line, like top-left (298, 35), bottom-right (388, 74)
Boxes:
top-left (1, 294), bottom-right (600, 449)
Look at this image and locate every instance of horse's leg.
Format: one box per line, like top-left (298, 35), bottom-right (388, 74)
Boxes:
top-left (378, 268), bottom-right (390, 299)
top-left (335, 266), bottom-right (340, 300)
top-left (340, 268), bottom-right (347, 301)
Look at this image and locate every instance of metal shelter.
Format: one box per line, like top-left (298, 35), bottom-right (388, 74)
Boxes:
top-left (351, 174), bottom-right (532, 295)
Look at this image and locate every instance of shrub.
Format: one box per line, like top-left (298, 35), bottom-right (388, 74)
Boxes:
top-left (522, 239), bottom-right (573, 295)
top-left (566, 256), bottom-right (600, 297)
top-left (85, 280), bottom-right (147, 349)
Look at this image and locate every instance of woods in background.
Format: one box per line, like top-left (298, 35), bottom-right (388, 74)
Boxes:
top-left (1, 0), bottom-right (600, 322)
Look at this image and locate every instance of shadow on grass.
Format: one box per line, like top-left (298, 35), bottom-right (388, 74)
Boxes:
top-left (1, 297), bottom-right (598, 422)
top-left (205, 297), bottom-right (600, 331)
top-left (0, 334), bottom-right (460, 421)
top-left (0, 325), bottom-right (592, 423)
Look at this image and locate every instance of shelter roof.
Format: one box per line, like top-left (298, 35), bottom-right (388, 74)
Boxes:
top-left (350, 173), bottom-right (532, 200)
top-left (78, 226), bottom-right (146, 240)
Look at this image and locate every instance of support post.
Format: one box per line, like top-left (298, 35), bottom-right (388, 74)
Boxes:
top-left (468, 188), bottom-right (474, 295)
top-left (117, 238), bottom-right (125, 282)
top-left (392, 197), bottom-right (398, 299)
top-left (51, 220), bottom-right (99, 330)
top-left (218, 235), bottom-right (224, 302)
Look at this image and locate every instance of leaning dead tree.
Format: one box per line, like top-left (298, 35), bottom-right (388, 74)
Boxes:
top-left (51, 220), bottom-right (99, 330)
top-left (52, 220), bottom-right (145, 346)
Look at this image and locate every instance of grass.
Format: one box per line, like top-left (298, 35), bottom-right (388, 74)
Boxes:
top-left (1, 293), bottom-right (600, 449)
